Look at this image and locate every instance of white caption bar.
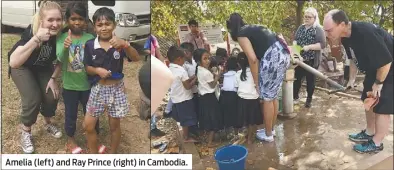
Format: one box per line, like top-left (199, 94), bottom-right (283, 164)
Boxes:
top-left (2, 154), bottom-right (192, 169)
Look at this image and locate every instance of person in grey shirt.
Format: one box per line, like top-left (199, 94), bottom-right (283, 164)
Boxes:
top-left (293, 7), bottom-right (326, 108)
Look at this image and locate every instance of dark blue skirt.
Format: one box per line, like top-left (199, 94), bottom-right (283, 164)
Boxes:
top-left (198, 92), bottom-right (224, 131)
top-left (219, 90), bottom-right (238, 128)
top-left (171, 98), bottom-right (197, 127)
top-left (236, 97), bottom-right (263, 128)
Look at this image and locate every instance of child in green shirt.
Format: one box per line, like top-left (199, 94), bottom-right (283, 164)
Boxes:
top-left (56, 2), bottom-right (100, 154)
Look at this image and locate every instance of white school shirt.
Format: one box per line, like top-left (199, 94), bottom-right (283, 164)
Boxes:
top-left (235, 68), bottom-right (259, 99)
top-left (197, 66), bottom-right (216, 96)
top-left (183, 59), bottom-right (198, 94)
top-left (221, 71), bottom-right (237, 92)
top-left (169, 63), bottom-right (193, 103)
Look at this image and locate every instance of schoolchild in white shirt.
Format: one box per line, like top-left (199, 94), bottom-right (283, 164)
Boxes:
top-left (219, 57), bottom-right (239, 130)
top-left (168, 46), bottom-right (198, 143)
top-left (235, 52), bottom-right (263, 144)
top-left (194, 49), bottom-right (224, 147)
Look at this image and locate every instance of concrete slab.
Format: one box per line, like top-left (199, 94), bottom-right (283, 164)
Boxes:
top-left (367, 155), bottom-right (393, 170)
top-left (340, 151), bottom-right (393, 170)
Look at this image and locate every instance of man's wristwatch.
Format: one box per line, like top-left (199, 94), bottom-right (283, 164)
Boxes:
top-left (375, 79), bottom-right (384, 84)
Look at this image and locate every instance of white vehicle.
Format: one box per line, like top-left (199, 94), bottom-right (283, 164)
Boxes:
top-left (1, 0), bottom-right (150, 45)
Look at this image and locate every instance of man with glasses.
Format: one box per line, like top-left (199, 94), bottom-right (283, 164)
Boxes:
top-left (323, 9), bottom-right (393, 153)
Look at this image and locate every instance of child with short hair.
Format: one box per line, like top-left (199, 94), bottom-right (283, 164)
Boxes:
top-left (215, 48), bottom-right (229, 87)
top-left (83, 7), bottom-right (139, 154)
top-left (215, 47), bottom-right (229, 67)
top-left (56, 2), bottom-right (100, 154)
top-left (194, 49), bottom-right (224, 147)
top-left (180, 42), bottom-right (200, 135)
top-left (180, 42), bottom-right (198, 110)
top-left (236, 52), bottom-right (263, 144)
top-left (167, 45), bottom-right (198, 143)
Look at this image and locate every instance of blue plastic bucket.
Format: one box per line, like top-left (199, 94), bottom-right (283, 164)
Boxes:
top-left (214, 145), bottom-right (248, 170)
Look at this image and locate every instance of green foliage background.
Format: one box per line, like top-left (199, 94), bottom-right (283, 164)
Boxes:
top-left (152, 1), bottom-right (394, 41)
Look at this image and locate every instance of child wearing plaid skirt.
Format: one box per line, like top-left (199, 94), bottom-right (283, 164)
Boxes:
top-left (83, 7), bottom-right (139, 154)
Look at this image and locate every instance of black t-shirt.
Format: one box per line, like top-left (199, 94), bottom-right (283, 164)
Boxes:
top-left (237, 25), bottom-right (277, 60)
top-left (341, 22), bottom-right (393, 82)
top-left (8, 25), bottom-right (57, 71)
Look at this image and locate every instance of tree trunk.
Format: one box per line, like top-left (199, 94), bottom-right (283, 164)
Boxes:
top-left (296, 0), bottom-right (305, 28)
top-left (378, 5), bottom-right (386, 26)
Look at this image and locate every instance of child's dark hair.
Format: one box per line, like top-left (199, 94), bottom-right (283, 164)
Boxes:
top-left (61, 2), bottom-right (88, 33)
top-left (188, 19), bottom-right (198, 26)
top-left (92, 7), bottom-right (115, 25)
top-left (180, 42), bottom-right (194, 54)
top-left (209, 56), bottom-right (219, 69)
top-left (167, 45), bottom-right (185, 63)
top-left (226, 57), bottom-right (238, 71)
top-left (216, 48), bottom-right (228, 58)
top-left (65, 2), bottom-right (87, 20)
top-left (237, 52), bottom-right (249, 81)
top-left (193, 48), bottom-right (209, 77)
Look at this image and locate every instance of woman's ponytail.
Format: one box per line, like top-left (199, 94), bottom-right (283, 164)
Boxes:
top-left (32, 13), bottom-right (41, 36)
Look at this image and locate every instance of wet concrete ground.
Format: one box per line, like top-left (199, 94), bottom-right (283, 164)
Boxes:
top-left (201, 90), bottom-right (393, 170)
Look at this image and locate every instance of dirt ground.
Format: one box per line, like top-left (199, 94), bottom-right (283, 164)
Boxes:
top-left (1, 33), bottom-right (150, 154)
top-left (198, 88), bottom-right (393, 170)
top-left (155, 63), bottom-right (393, 169)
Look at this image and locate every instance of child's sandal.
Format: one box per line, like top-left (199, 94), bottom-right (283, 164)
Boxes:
top-left (67, 144), bottom-right (84, 154)
top-left (98, 144), bottom-right (107, 154)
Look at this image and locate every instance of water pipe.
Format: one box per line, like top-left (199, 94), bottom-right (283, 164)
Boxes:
top-left (280, 42), bottom-right (346, 117)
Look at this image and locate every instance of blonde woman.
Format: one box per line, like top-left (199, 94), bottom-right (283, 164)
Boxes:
top-left (293, 7), bottom-right (326, 108)
top-left (8, 1), bottom-right (63, 154)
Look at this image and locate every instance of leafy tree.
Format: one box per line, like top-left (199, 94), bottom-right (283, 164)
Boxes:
top-left (151, 1), bottom-right (205, 38)
top-left (152, 1), bottom-right (394, 40)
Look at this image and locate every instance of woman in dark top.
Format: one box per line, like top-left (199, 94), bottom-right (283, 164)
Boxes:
top-left (226, 13), bottom-right (290, 142)
top-left (8, 1), bottom-right (63, 154)
top-left (293, 7), bottom-right (326, 108)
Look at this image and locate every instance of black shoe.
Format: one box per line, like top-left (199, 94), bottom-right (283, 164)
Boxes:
top-left (151, 128), bottom-right (166, 137)
top-left (305, 98), bottom-right (312, 108)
